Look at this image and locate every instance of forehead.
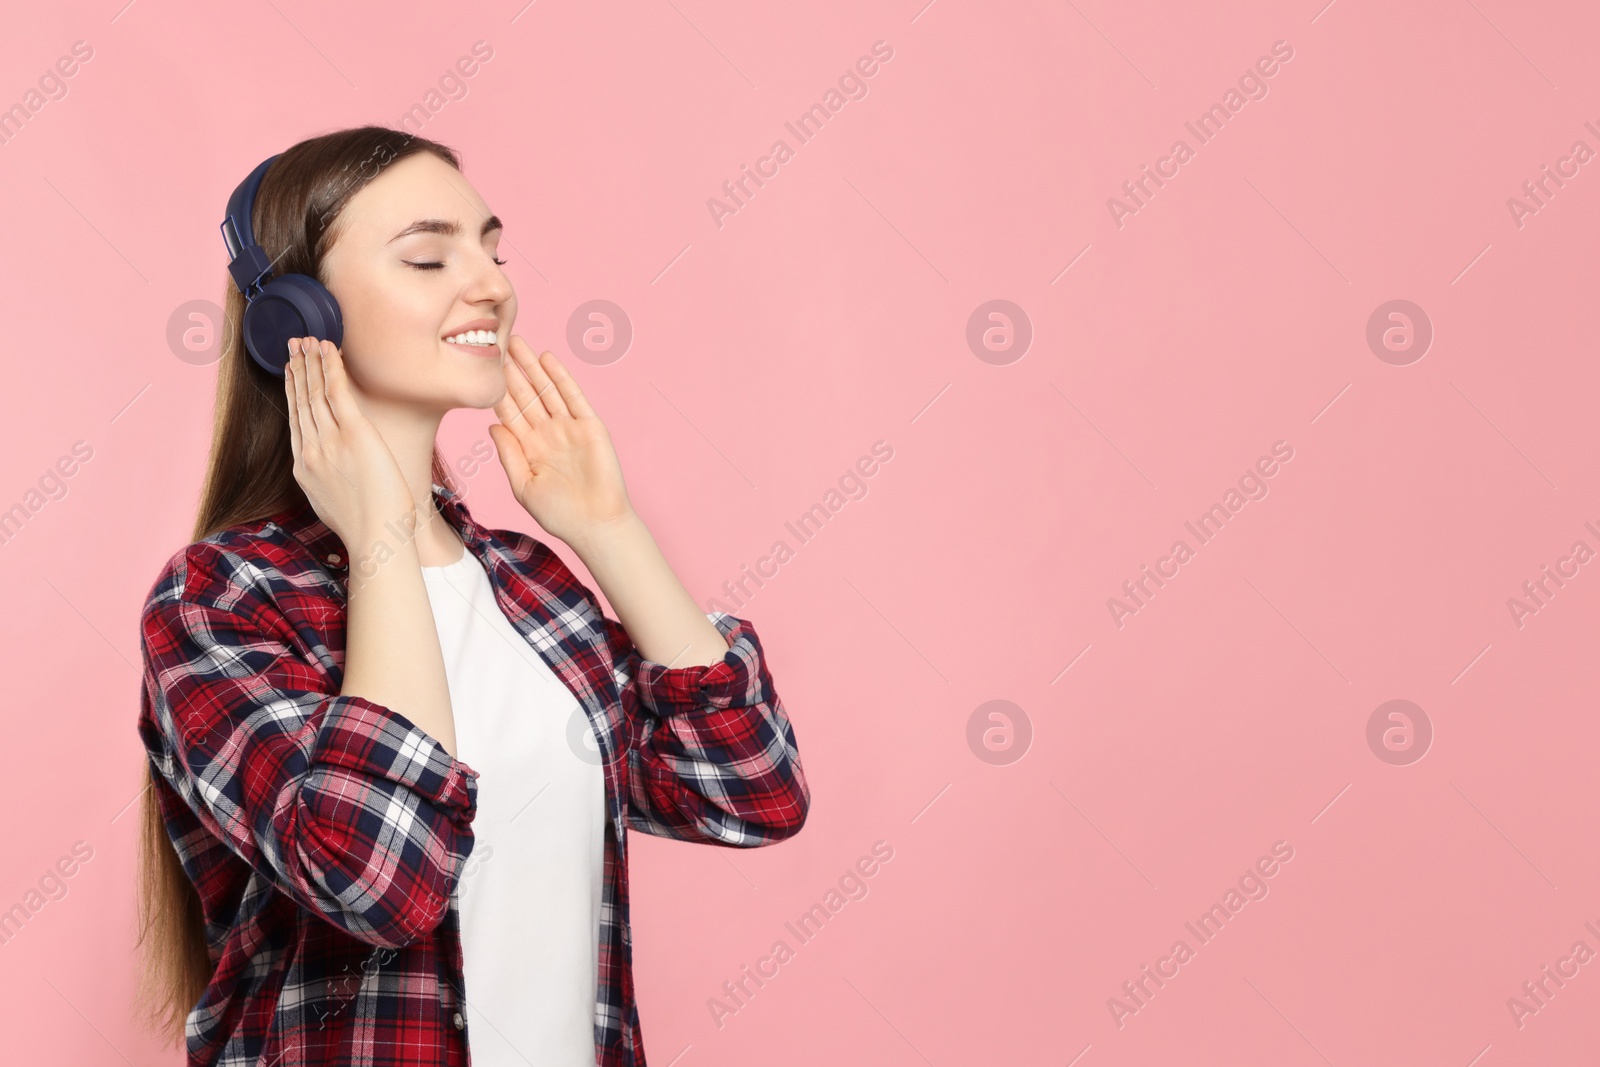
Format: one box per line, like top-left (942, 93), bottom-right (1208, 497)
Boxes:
top-left (336, 152), bottom-right (491, 242)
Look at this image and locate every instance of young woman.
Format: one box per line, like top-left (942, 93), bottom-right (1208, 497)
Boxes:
top-left (133, 126), bottom-right (811, 1067)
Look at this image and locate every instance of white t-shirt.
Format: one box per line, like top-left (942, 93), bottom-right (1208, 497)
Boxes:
top-left (421, 547), bottom-right (607, 1067)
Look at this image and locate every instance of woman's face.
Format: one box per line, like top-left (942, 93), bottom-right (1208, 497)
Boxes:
top-left (319, 151), bottom-right (516, 413)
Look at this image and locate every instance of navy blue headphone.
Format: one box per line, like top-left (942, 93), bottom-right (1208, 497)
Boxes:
top-left (220, 154), bottom-right (344, 376)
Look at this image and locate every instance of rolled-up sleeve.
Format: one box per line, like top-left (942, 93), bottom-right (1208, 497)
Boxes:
top-left (139, 545), bottom-right (481, 949)
top-left (610, 611), bottom-right (811, 846)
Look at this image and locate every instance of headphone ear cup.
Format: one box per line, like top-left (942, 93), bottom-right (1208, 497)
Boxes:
top-left (241, 273), bottom-right (345, 376)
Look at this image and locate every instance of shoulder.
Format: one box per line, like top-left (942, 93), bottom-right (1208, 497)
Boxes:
top-left (475, 523), bottom-right (625, 651)
top-left (483, 524), bottom-right (591, 598)
top-left (142, 511), bottom-right (319, 624)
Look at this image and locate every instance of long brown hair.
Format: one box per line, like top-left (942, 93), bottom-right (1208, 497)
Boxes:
top-left (134, 125), bottom-right (464, 1045)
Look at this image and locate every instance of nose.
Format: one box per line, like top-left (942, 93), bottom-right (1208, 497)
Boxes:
top-left (471, 251), bottom-right (514, 306)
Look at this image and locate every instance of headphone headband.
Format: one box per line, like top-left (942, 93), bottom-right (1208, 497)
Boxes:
top-left (221, 154), bottom-right (279, 298)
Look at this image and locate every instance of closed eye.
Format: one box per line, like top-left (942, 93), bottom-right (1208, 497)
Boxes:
top-left (407, 258), bottom-right (507, 270)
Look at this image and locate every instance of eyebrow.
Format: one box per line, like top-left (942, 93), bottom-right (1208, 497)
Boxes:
top-left (388, 215), bottom-right (503, 243)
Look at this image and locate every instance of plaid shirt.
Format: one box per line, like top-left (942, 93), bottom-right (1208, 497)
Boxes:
top-left (137, 481), bottom-right (810, 1066)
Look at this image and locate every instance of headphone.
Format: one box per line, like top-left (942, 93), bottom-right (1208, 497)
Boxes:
top-left (220, 154), bottom-right (343, 376)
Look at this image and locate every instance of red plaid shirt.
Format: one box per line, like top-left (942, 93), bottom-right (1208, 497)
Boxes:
top-left (137, 481), bottom-right (811, 1066)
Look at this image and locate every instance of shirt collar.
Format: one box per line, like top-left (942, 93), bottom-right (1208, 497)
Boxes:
top-left (271, 481), bottom-right (485, 572)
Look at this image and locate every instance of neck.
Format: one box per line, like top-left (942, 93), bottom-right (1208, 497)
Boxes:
top-left (359, 391), bottom-right (462, 564)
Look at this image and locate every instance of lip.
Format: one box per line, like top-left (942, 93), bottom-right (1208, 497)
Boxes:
top-left (443, 317), bottom-right (500, 338)
top-left (445, 338), bottom-right (503, 358)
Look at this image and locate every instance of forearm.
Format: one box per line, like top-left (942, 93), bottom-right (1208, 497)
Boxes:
top-left (339, 527), bottom-right (459, 756)
top-left (570, 510), bottom-right (728, 669)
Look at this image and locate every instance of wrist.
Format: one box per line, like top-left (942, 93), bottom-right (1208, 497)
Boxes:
top-left (567, 508), bottom-right (647, 563)
top-left (346, 502), bottom-right (427, 554)
top-left (343, 520), bottom-right (422, 580)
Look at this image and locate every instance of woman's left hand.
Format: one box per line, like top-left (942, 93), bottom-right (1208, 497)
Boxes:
top-left (489, 336), bottom-right (634, 548)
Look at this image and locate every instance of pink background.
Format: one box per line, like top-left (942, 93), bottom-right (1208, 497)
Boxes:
top-left (2, 0), bottom-right (1597, 1063)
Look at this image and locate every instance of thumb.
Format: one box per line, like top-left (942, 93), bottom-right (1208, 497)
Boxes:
top-left (487, 423), bottom-right (530, 498)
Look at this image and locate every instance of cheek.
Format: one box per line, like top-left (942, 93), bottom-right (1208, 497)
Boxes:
top-left (341, 277), bottom-right (445, 376)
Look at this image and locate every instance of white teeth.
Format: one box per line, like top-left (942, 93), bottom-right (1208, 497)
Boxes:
top-left (446, 330), bottom-right (498, 346)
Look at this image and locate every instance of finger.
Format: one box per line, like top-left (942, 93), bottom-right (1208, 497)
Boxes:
top-left (320, 338), bottom-right (359, 427)
top-left (319, 346), bottom-right (375, 492)
top-left (306, 339), bottom-right (364, 496)
top-left (486, 423), bottom-right (529, 498)
top-left (502, 336), bottom-right (554, 422)
top-left (284, 343), bottom-right (303, 461)
top-left (515, 337), bottom-right (572, 422)
top-left (498, 339), bottom-right (552, 433)
top-left (291, 340), bottom-right (316, 450)
top-left (537, 349), bottom-right (595, 420)
top-left (508, 335), bottom-right (568, 419)
top-left (303, 338), bottom-right (338, 438)
top-left (311, 340), bottom-right (345, 431)
top-left (491, 391), bottom-right (545, 476)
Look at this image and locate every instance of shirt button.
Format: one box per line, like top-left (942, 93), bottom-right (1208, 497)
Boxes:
top-left (452, 1012), bottom-right (464, 1030)
top-left (327, 553), bottom-right (342, 564)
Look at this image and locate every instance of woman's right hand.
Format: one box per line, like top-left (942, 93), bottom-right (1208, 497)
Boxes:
top-left (284, 337), bottom-right (416, 555)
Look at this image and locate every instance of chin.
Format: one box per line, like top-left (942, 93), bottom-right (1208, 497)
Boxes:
top-left (451, 376), bottom-right (509, 410)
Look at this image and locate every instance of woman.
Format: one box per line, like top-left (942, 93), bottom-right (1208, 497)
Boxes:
top-left (133, 126), bottom-right (811, 1067)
